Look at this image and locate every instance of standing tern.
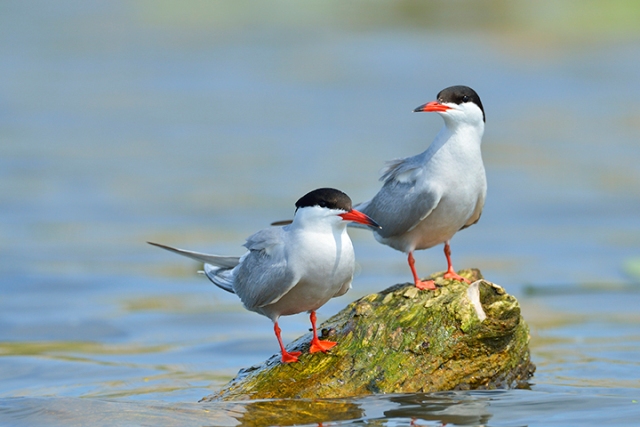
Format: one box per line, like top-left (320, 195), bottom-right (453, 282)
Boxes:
top-left (149, 188), bottom-right (379, 363)
top-left (355, 85), bottom-right (486, 290)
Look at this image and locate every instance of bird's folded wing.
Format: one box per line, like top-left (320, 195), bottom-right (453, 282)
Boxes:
top-left (234, 228), bottom-right (298, 310)
top-left (357, 178), bottom-right (441, 238)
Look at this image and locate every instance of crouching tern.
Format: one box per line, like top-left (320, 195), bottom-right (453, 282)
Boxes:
top-left (149, 188), bottom-right (379, 363)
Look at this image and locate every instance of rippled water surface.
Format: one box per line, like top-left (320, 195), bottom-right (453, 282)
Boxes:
top-left (2, 1), bottom-right (640, 425)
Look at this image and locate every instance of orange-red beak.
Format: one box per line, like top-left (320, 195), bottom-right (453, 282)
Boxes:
top-left (339, 209), bottom-right (381, 229)
top-left (413, 101), bottom-right (451, 113)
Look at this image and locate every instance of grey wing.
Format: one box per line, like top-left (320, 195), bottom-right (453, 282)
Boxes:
top-left (232, 227), bottom-right (298, 311)
top-left (357, 159), bottom-right (441, 238)
top-left (147, 242), bottom-right (240, 268)
top-left (242, 227), bottom-right (286, 252)
top-left (359, 181), bottom-right (440, 238)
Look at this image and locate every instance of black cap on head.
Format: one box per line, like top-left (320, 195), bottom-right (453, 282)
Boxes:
top-left (437, 85), bottom-right (485, 122)
top-left (295, 188), bottom-right (353, 212)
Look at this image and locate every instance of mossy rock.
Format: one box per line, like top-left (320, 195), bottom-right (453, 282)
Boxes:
top-left (202, 269), bottom-right (535, 401)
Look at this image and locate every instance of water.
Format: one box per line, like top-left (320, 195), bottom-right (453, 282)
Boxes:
top-left (1, 1), bottom-right (640, 425)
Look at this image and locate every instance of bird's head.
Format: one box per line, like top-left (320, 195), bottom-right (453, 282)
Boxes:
top-left (293, 188), bottom-right (380, 229)
top-left (413, 85), bottom-right (485, 128)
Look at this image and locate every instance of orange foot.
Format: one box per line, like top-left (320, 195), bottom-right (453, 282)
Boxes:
top-left (443, 270), bottom-right (470, 283)
top-left (415, 280), bottom-right (437, 290)
top-left (309, 338), bottom-right (337, 354)
top-left (281, 350), bottom-right (302, 363)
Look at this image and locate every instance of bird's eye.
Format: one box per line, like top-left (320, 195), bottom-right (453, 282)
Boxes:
top-left (461, 95), bottom-right (469, 103)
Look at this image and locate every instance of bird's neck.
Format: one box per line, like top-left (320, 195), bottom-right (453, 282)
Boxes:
top-left (290, 212), bottom-right (347, 237)
top-left (424, 121), bottom-right (484, 160)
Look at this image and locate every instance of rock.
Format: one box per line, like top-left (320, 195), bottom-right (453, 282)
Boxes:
top-left (201, 269), bottom-right (535, 402)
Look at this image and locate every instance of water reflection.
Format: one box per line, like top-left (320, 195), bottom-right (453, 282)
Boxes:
top-left (3, 390), bottom-right (638, 426)
top-left (381, 393), bottom-right (492, 426)
top-left (217, 398), bottom-right (364, 427)
top-left (0, 393), bottom-right (490, 426)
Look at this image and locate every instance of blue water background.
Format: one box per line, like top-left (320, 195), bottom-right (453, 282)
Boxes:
top-left (1, 1), bottom-right (640, 425)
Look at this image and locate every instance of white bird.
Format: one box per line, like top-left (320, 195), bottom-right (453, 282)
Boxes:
top-left (149, 188), bottom-right (379, 363)
top-left (355, 85), bottom-right (486, 290)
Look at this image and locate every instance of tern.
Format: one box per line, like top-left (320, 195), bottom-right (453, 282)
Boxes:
top-left (149, 188), bottom-right (379, 363)
top-left (355, 85), bottom-right (486, 290)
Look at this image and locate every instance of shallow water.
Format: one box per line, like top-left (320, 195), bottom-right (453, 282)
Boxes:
top-left (2, 1), bottom-right (640, 425)
top-left (2, 389), bottom-right (639, 426)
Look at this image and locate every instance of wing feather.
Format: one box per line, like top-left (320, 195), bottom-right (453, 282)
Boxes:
top-left (232, 228), bottom-right (298, 311)
top-left (358, 158), bottom-right (441, 238)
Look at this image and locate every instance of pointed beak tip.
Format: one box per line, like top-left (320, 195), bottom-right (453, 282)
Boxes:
top-left (366, 217), bottom-right (382, 229)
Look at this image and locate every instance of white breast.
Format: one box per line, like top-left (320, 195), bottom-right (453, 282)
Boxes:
top-left (378, 126), bottom-right (486, 253)
top-left (260, 227), bottom-right (355, 318)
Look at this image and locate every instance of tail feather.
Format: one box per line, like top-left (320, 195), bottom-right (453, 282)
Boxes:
top-left (271, 219), bottom-right (374, 230)
top-left (203, 264), bottom-right (235, 293)
top-left (270, 219), bottom-right (293, 226)
top-left (147, 242), bottom-right (240, 268)
top-left (148, 241), bottom-right (238, 294)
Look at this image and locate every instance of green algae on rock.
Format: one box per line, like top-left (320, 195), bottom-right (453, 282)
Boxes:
top-left (202, 269), bottom-right (535, 401)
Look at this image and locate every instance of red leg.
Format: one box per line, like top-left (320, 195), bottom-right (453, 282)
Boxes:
top-left (408, 252), bottom-right (436, 290)
top-left (309, 311), bottom-right (337, 353)
top-left (274, 321), bottom-right (301, 363)
top-left (442, 241), bottom-right (470, 283)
